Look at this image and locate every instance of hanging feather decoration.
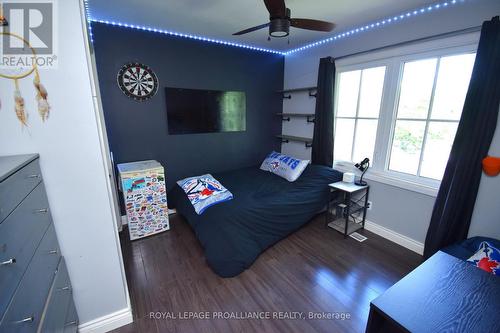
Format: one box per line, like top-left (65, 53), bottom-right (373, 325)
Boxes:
top-left (0, 2), bottom-right (8, 26)
top-left (14, 79), bottom-right (28, 126)
top-left (0, 31), bottom-right (51, 128)
top-left (33, 70), bottom-right (50, 121)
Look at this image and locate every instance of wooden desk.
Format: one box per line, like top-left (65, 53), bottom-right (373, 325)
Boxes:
top-left (366, 251), bottom-right (500, 333)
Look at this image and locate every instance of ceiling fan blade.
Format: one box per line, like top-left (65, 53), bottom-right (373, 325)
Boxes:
top-left (233, 23), bottom-right (270, 35)
top-left (263, 0), bottom-right (286, 18)
top-left (290, 18), bottom-right (335, 32)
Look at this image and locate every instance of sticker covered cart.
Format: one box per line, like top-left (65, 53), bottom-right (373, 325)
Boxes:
top-left (117, 160), bottom-right (170, 240)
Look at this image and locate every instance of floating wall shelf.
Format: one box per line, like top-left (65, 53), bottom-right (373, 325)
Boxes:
top-left (278, 86), bottom-right (317, 99)
top-left (277, 113), bottom-right (315, 123)
top-left (276, 134), bottom-right (313, 148)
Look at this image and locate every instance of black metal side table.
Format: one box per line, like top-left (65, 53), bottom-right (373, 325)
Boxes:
top-left (325, 181), bottom-right (369, 238)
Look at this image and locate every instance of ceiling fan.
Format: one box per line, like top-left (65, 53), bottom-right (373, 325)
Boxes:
top-left (233, 0), bottom-right (335, 38)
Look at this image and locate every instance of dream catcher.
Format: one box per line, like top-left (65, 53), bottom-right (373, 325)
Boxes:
top-left (0, 3), bottom-right (6, 27)
top-left (0, 9), bottom-right (50, 127)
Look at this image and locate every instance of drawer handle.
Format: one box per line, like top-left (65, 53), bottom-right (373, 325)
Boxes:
top-left (48, 249), bottom-right (58, 255)
top-left (65, 320), bottom-right (78, 326)
top-left (0, 258), bottom-right (16, 265)
top-left (58, 286), bottom-right (71, 292)
top-left (27, 174), bottom-right (41, 179)
top-left (35, 208), bottom-right (49, 213)
top-left (14, 315), bottom-right (34, 324)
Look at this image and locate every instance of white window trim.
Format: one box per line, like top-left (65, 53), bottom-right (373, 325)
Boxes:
top-left (333, 32), bottom-right (480, 197)
top-left (334, 162), bottom-right (440, 196)
top-left (334, 66), bottom-right (384, 162)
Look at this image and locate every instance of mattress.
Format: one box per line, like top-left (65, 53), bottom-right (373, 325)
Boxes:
top-left (169, 164), bottom-right (343, 277)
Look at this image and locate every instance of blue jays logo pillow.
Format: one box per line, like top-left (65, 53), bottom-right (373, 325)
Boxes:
top-left (467, 241), bottom-right (500, 275)
top-left (260, 151), bottom-right (309, 182)
top-left (177, 174), bottom-right (233, 215)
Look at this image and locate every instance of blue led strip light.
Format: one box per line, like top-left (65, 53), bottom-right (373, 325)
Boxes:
top-left (83, 0), bottom-right (93, 42)
top-left (284, 0), bottom-right (463, 55)
top-left (84, 0), bottom-right (464, 56)
top-left (88, 19), bottom-right (285, 55)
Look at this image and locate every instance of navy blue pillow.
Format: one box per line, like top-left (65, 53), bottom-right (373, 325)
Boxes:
top-left (443, 236), bottom-right (500, 261)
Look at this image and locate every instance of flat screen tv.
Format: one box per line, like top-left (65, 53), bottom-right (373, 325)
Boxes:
top-left (165, 87), bottom-right (246, 134)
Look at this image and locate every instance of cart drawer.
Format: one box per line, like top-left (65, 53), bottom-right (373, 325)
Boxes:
top-left (0, 224), bottom-right (60, 333)
top-left (63, 299), bottom-right (78, 333)
top-left (0, 159), bottom-right (42, 223)
top-left (0, 183), bottom-right (52, 318)
top-left (39, 258), bottom-right (72, 333)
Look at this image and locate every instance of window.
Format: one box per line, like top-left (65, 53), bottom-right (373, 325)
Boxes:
top-left (333, 35), bottom-right (478, 194)
top-left (334, 66), bottom-right (386, 163)
top-left (389, 53), bottom-right (476, 180)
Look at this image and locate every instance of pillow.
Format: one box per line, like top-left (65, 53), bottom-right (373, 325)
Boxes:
top-left (259, 151), bottom-right (309, 182)
top-left (467, 241), bottom-right (500, 275)
top-left (176, 174), bottom-right (233, 215)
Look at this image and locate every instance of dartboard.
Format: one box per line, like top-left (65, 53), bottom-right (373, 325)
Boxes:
top-left (117, 62), bottom-right (158, 101)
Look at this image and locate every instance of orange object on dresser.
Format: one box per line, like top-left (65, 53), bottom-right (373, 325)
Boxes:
top-left (482, 156), bottom-right (500, 176)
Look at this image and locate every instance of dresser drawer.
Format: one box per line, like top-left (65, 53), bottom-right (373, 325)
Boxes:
top-left (0, 224), bottom-right (61, 333)
top-left (63, 299), bottom-right (78, 333)
top-left (0, 159), bottom-right (42, 223)
top-left (0, 182), bottom-right (53, 318)
top-left (39, 258), bottom-right (72, 333)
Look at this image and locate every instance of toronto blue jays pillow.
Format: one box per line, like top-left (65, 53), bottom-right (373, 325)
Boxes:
top-left (260, 151), bottom-right (309, 182)
top-left (177, 174), bottom-right (233, 215)
top-left (467, 241), bottom-right (500, 275)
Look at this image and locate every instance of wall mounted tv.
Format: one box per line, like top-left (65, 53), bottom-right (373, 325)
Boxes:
top-left (165, 87), bottom-right (246, 134)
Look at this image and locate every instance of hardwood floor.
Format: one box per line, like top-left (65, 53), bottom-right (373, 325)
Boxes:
top-left (112, 214), bottom-right (422, 333)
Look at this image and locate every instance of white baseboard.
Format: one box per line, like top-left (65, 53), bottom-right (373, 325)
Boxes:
top-left (78, 307), bottom-right (133, 333)
top-left (364, 220), bottom-right (424, 255)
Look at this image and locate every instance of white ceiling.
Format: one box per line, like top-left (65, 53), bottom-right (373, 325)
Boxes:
top-left (88, 0), bottom-right (436, 51)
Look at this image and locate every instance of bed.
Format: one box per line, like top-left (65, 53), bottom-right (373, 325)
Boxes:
top-left (442, 236), bottom-right (500, 260)
top-left (169, 164), bottom-right (343, 277)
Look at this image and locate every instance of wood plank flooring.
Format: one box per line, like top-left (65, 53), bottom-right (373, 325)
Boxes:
top-left (112, 214), bottom-right (422, 333)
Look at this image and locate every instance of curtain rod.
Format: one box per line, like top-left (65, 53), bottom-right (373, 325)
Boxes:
top-left (334, 25), bottom-right (482, 61)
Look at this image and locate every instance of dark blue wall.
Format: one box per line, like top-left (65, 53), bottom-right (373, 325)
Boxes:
top-left (92, 23), bottom-right (284, 189)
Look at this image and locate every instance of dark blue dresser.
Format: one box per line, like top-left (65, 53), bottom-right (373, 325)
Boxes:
top-left (0, 154), bottom-right (78, 333)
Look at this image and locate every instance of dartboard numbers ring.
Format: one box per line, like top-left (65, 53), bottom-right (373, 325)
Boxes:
top-left (117, 62), bottom-right (159, 101)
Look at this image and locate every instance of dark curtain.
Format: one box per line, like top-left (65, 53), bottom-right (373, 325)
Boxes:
top-left (424, 16), bottom-right (500, 259)
top-left (312, 57), bottom-right (336, 166)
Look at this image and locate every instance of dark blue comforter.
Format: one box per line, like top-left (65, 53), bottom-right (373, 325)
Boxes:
top-left (169, 164), bottom-right (343, 277)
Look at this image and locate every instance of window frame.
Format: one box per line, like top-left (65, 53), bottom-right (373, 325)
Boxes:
top-left (334, 64), bottom-right (388, 163)
top-left (333, 32), bottom-right (479, 197)
top-left (386, 51), bottom-right (476, 183)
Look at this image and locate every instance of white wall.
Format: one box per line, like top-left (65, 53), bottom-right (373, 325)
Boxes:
top-left (282, 0), bottom-right (500, 247)
top-left (469, 111), bottom-right (500, 239)
top-left (0, 0), bottom-right (130, 330)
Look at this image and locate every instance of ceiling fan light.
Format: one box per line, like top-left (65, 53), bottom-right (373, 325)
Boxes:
top-left (269, 18), bottom-right (289, 38)
top-left (270, 30), bottom-right (289, 37)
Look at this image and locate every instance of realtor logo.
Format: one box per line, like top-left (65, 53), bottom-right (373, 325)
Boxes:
top-left (1, 0), bottom-right (57, 68)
